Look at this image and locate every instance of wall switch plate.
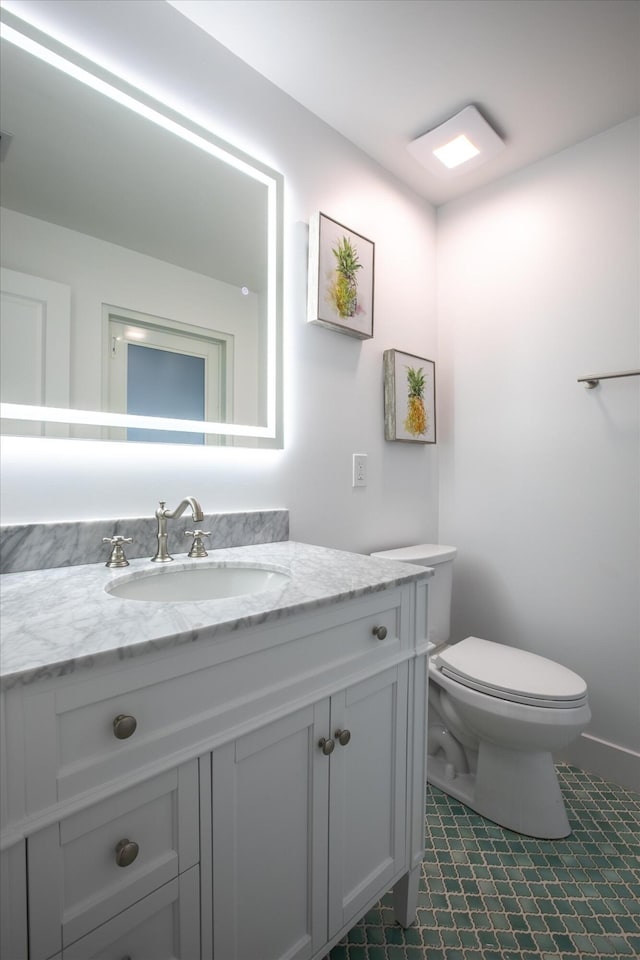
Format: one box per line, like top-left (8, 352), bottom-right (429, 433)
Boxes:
top-left (352, 453), bottom-right (367, 487)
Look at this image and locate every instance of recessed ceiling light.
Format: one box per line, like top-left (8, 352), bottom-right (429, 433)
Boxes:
top-left (432, 133), bottom-right (480, 169)
top-left (407, 105), bottom-right (504, 177)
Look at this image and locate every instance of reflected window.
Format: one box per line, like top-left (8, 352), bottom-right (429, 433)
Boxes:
top-left (106, 307), bottom-right (232, 444)
top-left (127, 344), bottom-right (205, 444)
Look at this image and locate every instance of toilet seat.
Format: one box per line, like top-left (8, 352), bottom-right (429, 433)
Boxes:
top-left (434, 637), bottom-right (588, 709)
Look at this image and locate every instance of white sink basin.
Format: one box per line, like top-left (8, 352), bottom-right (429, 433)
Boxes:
top-left (107, 563), bottom-right (291, 602)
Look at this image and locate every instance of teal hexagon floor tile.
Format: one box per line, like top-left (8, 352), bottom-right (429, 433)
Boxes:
top-left (328, 764), bottom-right (640, 960)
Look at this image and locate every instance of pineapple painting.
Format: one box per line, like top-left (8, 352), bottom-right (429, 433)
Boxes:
top-left (328, 234), bottom-right (363, 318)
top-left (403, 365), bottom-right (428, 437)
top-left (309, 213), bottom-right (374, 339)
top-left (383, 350), bottom-right (435, 443)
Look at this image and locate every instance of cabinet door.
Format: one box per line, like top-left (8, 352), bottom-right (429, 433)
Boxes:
top-left (0, 841), bottom-right (28, 960)
top-left (211, 702), bottom-right (330, 960)
top-left (328, 664), bottom-right (408, 935)
top-left (62, 867), bottom-right (199, 960)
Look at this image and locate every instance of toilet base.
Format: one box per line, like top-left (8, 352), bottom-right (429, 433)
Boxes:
top-left (427, 742), bottom-right (571, 839)
top-left (428, 751), bottom-right (476, 806)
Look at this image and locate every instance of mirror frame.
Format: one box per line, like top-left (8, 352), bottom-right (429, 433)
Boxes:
top-left (0, 10), bottom-right (283, 447)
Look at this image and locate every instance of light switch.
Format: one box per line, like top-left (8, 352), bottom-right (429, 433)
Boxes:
top-left (352, 453), bottom-right (367, 487)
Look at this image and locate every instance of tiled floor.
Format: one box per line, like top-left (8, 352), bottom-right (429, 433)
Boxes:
top-left (328, 764), bottom-right (640, 959)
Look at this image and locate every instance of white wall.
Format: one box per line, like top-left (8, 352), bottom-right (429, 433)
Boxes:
top-left (437, 117), bottom-right (640, 790)
top-left (0, 0), bottom-right (438, 554)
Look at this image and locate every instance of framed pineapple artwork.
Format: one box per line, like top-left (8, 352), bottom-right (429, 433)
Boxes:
top-left (383, 349), bottom-right (436, 443)
top-left (307, 212), bottom-right (374, 338)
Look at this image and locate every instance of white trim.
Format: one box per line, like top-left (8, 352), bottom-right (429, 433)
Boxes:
top-left (557, 732), bottom-right (640, 794)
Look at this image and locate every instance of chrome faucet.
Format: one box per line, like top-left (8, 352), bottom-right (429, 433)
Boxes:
top-left (151, 497), bottom-right (205, 563)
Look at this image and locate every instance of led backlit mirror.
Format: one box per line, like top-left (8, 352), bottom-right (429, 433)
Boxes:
top-left (0, 12), bottom-right (283, 446)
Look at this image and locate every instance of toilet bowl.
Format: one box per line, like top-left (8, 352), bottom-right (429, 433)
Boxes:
top-left (429, 636), bottom-right (590, 838)
top-left (371, 545), bottom-right (591, 839)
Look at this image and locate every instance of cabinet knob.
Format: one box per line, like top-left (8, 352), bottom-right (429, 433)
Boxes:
top-left (372, 625), bottom-right (388, 640)
top-left (113, 714), bottom-right (137, 739)
top-left (335, 728), bottom-right (351, 746)
top-left (115, 838), bottom-right (139, 867)
top-left (318, 737), bottom-right (335, 756)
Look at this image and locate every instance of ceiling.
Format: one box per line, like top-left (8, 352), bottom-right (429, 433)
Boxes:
top-left (169, 0), bottom-right (640, 206)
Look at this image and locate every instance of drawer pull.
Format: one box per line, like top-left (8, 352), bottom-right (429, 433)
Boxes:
top-left (115, 838), bottom-right (140, 867)
top-left (335, 728), bottom-right (351, 746)
top-left (113, 714), bottom-right (137, 739)
top-left (372, 625), bottom-right (388, 641)
top-left (318, 737), bottom-right (335, 756)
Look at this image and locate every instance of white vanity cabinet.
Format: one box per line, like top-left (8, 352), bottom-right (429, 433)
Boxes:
top-left (211, 664), bottom-right (408, 960)
top-left (0, 550), bottom-right (429, 960)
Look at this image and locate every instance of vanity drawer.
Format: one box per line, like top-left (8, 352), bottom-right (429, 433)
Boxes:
top-left (62, 866), bottom-right (200, 960)
top-left (22, 587), bottom-right (410, 810)
top-left (28, 761), bottom-right (199, 960)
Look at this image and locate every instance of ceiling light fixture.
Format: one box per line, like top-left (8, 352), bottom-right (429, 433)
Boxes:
top-left (407, 105), bottom-right (504, 177)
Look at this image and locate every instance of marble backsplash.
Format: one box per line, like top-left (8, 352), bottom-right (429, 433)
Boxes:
top-left (0, 509), bottom-right (289, 574)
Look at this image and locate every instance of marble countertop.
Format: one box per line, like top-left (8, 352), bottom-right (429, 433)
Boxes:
top-left (0, 540), bottom-right (430, 689)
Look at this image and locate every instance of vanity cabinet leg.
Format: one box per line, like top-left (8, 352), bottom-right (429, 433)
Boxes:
top-left (392, 865), bottom-right (420, 928)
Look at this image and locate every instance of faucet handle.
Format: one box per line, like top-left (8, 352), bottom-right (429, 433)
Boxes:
top-left (185, 530), bottom-right (211, 558)
top-left (103, 536), bottom-right (133, 568)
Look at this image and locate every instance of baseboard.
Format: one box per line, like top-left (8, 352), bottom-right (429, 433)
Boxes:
top-left (556, 733), bottom-right (640, 794)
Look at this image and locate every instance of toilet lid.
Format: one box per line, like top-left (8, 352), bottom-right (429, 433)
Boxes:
top-left (434, 637), bottom-right (588, 707)
top-left (371, 544), bottom-right (457, 565)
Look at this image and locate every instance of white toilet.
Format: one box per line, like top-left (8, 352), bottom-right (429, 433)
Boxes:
top-left (371, 544), bottom-right (591, 839)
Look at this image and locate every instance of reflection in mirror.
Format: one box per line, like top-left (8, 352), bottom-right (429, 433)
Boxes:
top-left (105, 305), bottom-right (234, 445)
top-left (0, 13), bottom-right (282, 446)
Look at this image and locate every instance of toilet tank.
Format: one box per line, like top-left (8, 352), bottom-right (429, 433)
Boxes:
top-left (371, 544), bottom-right (457, 646)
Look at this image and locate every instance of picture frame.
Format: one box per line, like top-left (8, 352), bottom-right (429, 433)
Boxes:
top-left (307, 212), bottom-right (374, 339)
top-left (383, 349), bottom-right (436, 443)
